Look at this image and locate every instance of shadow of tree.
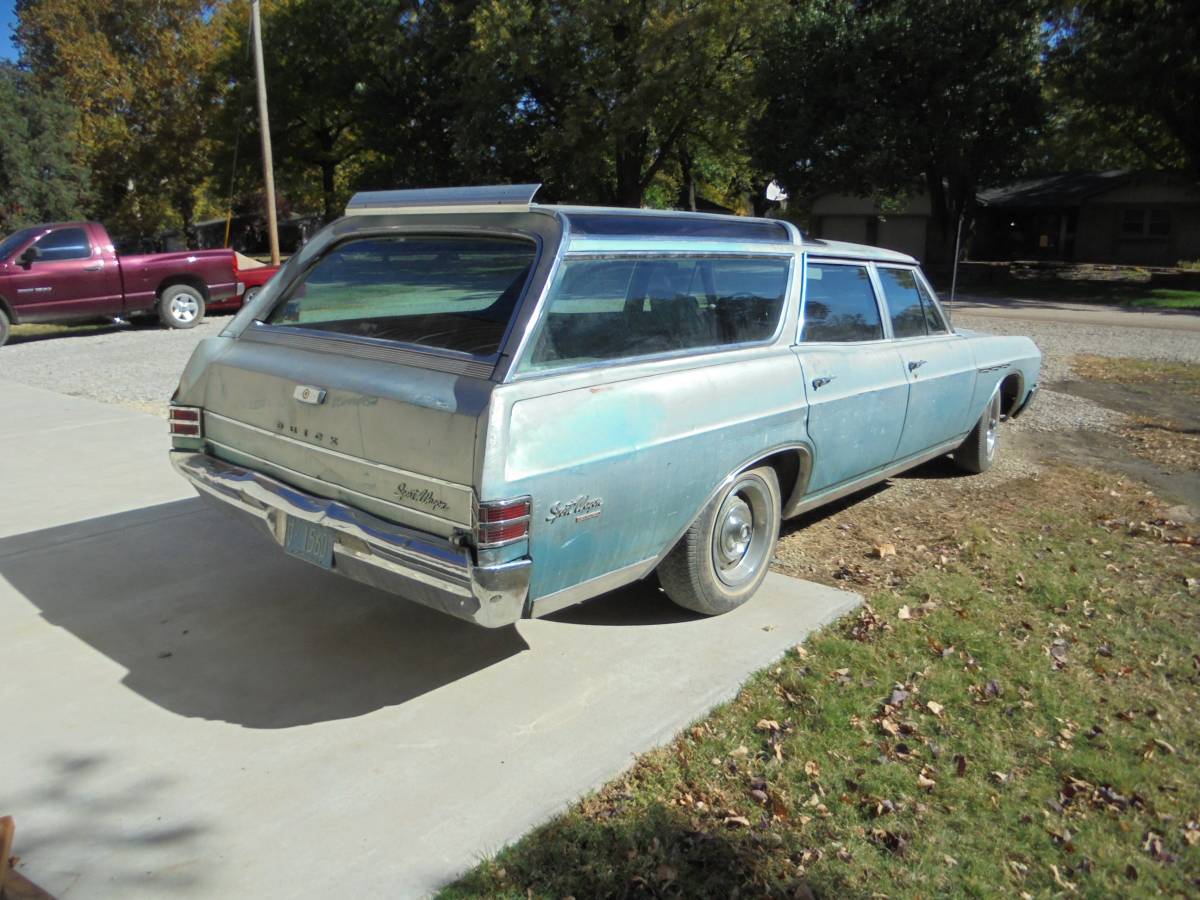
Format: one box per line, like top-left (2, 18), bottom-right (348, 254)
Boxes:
top-left (3, 754), bottom-right (207, 895)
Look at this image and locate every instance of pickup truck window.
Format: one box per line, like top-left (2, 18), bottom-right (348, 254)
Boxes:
top-left (263, 235), bottom-right (536, 355)
top-left (801, 263), bottom-right (884, 342)
top-left (877, 266), bottom-right (948, 338)
top-left (33, 227), bottom-right (91, 262)
top-left (0, 227), bottom-right (39, 261)
top-left (521, 255), bottom-right (790, 371)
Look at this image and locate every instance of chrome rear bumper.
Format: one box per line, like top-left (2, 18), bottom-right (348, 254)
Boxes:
top-left (170, 451), bottom-right (530, 628)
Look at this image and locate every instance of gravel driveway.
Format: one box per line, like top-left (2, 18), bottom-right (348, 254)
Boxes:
top-left (2, 312), bottom-right (1197, 427)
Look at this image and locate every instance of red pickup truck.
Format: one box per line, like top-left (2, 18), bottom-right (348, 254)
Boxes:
top-left (0, 221), bottom-right (243, 347)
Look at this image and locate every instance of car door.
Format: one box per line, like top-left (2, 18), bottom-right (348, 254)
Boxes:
top-left (875, 264), bottom-right (976, 459)
top-left (794, 258), bottom-right (910, 493)
top-left (6, 225), bottom-right (121, 321)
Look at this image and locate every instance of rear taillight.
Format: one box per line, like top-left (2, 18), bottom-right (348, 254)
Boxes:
top-left (476, 497), bottom-right (531, 548)
top-left (169, 405), bottom-right (203, 438)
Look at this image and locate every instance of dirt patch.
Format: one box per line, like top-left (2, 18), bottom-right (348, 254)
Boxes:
top-left (1052, 378), bottom-right (1200, 430)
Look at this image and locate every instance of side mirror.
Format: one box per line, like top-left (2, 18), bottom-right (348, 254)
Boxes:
top-left (19, 246), bottom-right (40, 268)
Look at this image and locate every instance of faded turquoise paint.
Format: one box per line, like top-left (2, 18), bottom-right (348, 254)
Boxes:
top-left (892, 335), bottom-right (978, 458)
top-left (486, 350), bottom-right (808, 600)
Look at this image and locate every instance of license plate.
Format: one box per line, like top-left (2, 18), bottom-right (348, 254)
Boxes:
top-left (283, 517), bottom-right (334, 569)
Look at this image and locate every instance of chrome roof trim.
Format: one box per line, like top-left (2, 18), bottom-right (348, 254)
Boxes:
top-left (346, 184), bottom-right (542, 215)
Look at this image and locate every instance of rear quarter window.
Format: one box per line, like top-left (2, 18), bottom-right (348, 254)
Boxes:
top-left (263, 234), bottom-right (536, 356)
top-left (520, 255), bottom-right (791, 372)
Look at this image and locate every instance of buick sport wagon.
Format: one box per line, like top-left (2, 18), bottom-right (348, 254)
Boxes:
top-left (169, 184), bottom-right (1040, 627)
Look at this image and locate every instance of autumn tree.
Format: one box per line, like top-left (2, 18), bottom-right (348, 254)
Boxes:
top-left (457, 0), bottom-right (780, 208)
top-left (756, 0), bottom-right (1046, 259)
top-left (15, 0), bottom-right (219, 243)
top-left (0, 64), bottom-right (90, 233)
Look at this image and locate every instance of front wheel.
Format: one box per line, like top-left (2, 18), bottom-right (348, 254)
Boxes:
top-left (656, 465), bottom-right (782, 616)
top-left (954, 390), bottom-right (1001, 474)
top-left (158, 284), bottom-right (205, 329)
top-left (0, 306), bottom-right (10, 347)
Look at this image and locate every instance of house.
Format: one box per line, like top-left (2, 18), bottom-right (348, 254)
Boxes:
top-left (805, 171), bottom-right (1200, 267)
top-left (971, 171), bottom-right (1200, 267)
top-left (807, 192), bottom-right (931, 262)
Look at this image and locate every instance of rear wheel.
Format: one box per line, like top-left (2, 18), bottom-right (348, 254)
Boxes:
top-left (657, 465), bottom-right (781, 615)
top-left (0, 307), bottom-right (9, 347)
top-left (159, 284), bottom-right (205, 329)
top-left (243, 286), bottom-right (261, 305)
top-left (954, 390), bottom-right (1001, 474)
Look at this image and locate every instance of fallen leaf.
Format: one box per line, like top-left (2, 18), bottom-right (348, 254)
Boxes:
top-left (1050, 864), bottom-right (1077, 892)
top-left (954, 754), bottom-right (967, 777)
top-left (756, 719), bottom-right (781, 733)
top-left (731, 745), bottom-right (749, 758)
top-left (874, 542), bottom-right (897, 559)
top-left (804, 760), bottom-right (821, 778)
top-left (943, 854), bottom-right (958, 866)
top-left (926, 701), bottom-right (945, 717)
top-left (898, 604), bottom-right (912, 620)
top-left (723, 815), bottom-right (751, 828)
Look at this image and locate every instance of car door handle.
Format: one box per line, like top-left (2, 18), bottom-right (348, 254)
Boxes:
top-left (908, 359), bottom-right (927, 372)
top-left (811, 376), bottom-right (835, 390)
top-left (82, 262), bottom-right (104, 272)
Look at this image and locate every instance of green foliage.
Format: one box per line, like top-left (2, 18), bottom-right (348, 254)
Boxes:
top-left (1048, 1), bottom-right (1200, 176)
top-left (15, 0), bottom-right (220, 243)
top-left (0, 64), bottom-right (90, 233)
top-left (756, 0), bottom-right (1046, 259)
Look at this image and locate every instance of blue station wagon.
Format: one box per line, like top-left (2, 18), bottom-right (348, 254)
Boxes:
top-left (169, 185), bottom-right (1040, 626)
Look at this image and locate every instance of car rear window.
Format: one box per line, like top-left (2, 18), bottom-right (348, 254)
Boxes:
top-left (264, 235), bottom-right (536, 355)
top-left (519, 255), bottom-right (791, 372)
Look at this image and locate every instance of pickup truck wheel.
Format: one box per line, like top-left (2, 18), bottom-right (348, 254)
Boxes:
top-left (159, 284), bottom-right (205, 329)
top-left (657, 465), bottom-right (781, 616)
top-left (243, 286), bottom-right (261, 305)
top-left (954, 390), bottom-right (1001, 474)
top-left (0, 307), bottom-right (10, 347)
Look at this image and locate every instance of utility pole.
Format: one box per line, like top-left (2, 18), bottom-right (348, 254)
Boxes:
top-left (251, 0), bottom-right (280, 266)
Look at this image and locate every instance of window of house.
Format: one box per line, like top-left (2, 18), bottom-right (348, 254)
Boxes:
top-left (1121, 209), bottom-right (1171, 238)
top-left (877, 266), bottom-right (948, 338)
top-left (800, 263), bottom-right (883, 342)
top-left (520, 255), bottom-right (791, 371)
top-left (33, 227), bottom-right (92, 262)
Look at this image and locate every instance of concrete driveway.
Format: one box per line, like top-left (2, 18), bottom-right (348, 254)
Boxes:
top-left (0, 380), bottom-right (860, 898)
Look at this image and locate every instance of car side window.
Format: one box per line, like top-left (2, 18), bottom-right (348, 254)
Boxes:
top-left (800, 262), bottom-right (883, 342)
top-left (33, 227), bottom-right (92, 262)
top-left (877, 266), bottom-right (945, 338)
top-left (521, 255), bottom-right (791, 371)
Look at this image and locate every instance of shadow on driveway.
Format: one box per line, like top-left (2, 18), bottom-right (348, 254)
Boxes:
top-left (0, 498), bottom-right (529, 729)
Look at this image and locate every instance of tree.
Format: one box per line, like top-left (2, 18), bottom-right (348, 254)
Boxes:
top-left (0, 64), bottom-right (90, 232)
top-left (15, 0), bottom-right (219, 243)
top-left (755, 0), bottom-right (1046, 259)
top-left (458, 0), bottom-right (779, 207)
top-left (1048, 1), bottom-right (1199, 176)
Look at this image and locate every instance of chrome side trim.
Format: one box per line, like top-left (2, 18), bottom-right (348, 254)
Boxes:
top-left (242, 324), bottom-right (497, 379)
top-left (530, 557), bottom-right (658, 618)
top-left (171, 451), bottom-right (530, 628)
top-left (790, 437), bottom-right (965, 516)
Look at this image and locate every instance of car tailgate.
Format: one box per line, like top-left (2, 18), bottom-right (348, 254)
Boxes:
top-left (192, 338), bottom-right (489, 537)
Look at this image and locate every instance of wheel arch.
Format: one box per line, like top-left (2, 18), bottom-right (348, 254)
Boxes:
top-left (157, 274), bottom-right (210, 303)
top-left (998, 371), bottom-right (1025, 419)
top-left (653, 442), bottom-right (813, 568)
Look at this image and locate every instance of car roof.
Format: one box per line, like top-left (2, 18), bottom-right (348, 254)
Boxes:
top-left (343, 184), bottom-right (919, 264)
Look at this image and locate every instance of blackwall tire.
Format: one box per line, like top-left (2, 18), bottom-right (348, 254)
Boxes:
top-left (0, 307), bottom-right (10, 347)
top-left (159, 284), bottom-right (205, 329)
top-left (954, 390), bottom-right (1001, 474)
top-left (657, 465), bottom-right (782, 616)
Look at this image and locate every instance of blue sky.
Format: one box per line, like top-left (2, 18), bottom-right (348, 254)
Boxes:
top-left (1, 0), bottom-right (17, 62)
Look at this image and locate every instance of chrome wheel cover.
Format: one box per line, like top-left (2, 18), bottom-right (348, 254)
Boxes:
top-left (985, 394), bottom-right (1000, 459)
top-left (169, 291), bottom-right (200, 323)
top-left (711, 475), bottom-right (773, 588)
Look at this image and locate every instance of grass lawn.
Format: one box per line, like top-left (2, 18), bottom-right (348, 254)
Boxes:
top-left (442, 464), bottom-right (1199, 898)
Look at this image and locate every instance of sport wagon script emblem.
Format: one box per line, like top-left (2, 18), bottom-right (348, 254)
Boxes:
top-left (546, 495), bottom-right (603, 523)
